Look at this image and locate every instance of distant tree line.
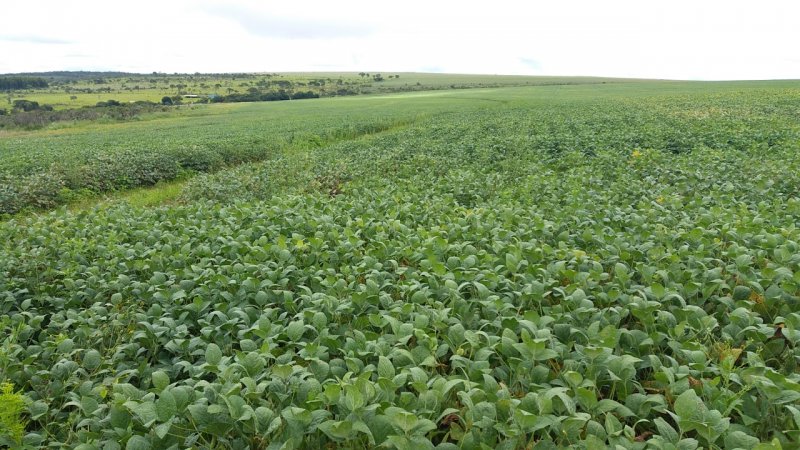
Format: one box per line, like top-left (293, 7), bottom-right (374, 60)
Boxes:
top-left (95, 99), bottom-right (122, 107)
top-left (208, 90), bottom-right (319, 104)
top-left (0, 89), bottom-right (327, 128)
top-left (0, 77), bottom-right (49, 91)
top-left (5, 71), bottom-right (133, 82)
top-left (357, 73), bottom-right (399, 81)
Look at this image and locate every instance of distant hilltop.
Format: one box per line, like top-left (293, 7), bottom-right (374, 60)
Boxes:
top-left (0, 71), bottom-right (137, 81)
top-left (0, 71), bottom-right (263, 81)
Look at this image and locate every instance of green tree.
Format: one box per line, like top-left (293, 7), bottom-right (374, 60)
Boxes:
top-left (12, 99), bottom-right (41, 112)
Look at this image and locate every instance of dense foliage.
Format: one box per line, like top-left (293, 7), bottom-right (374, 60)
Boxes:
top-left (1, 82), bottom-right (800, 448)
top-left (209, 90), bottom-right (321, 104)
top-left (0, 76), bottom-right (48, 91)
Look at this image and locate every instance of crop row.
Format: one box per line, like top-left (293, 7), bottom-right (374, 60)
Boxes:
top-left (3, 84), bottom-right (798, 215)
top-left (0, 104), bottom-right (419, 215)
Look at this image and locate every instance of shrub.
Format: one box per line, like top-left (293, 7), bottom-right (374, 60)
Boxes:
top-left (95, 99), bottom-right (121, 107)
top-left (291, 91), bottom-right (320, 100)
top-left (12, 99), bottom-right (41, 112)
top-left (0, 383), bottom-right (27, 448)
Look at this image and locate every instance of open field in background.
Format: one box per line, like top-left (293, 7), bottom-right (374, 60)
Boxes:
top-left (2, 72), bottom-right (638, 110)
top-left (3, 80), bottom-right (800, 215)
top-left (1, 86), bottom-right (552, 213)
top-left (2, 78), bottom-right (800, 448)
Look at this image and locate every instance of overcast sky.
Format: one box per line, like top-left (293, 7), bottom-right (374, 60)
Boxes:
top-left (1, 0), bottom-right (798, 80)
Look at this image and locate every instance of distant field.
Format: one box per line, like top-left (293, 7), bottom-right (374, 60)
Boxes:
top-left (2, 72), bottom-right (636, 110)
top-left (2, 78), bottom-right (800, 448)
top-left (2, 79), bottom-right (800, 214)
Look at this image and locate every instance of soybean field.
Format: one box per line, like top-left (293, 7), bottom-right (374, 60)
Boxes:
top-left (2, 79), bottom-right (800, 449)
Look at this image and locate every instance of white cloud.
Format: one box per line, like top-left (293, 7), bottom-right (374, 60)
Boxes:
top-left (199, 3), bottom-right (375, 39)
top-left (1, 0), bottom-right (798, 79)
top-left (0, 35), bottom-right (72, 45)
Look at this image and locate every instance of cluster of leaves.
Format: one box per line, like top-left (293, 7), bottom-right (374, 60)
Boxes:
top-left (2, 84), bottom-right (800, 448)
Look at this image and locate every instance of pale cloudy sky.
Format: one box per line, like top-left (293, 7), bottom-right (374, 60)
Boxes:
top-left (1, 0), bottom-right (798, 80)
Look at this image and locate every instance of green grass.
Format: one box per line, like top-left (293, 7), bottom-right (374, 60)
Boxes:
top-left (113, 179), bottom-right (186, 207)
top-left (61, 179), bottom-right (188, 211)
top-left (6, 90), bottom-right (174, 109)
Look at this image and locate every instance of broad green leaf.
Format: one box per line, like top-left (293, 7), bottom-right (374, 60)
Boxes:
top-left (787, 405), bottom-right (800, 430)
top-left (155, 390), bottom-right (177, 422)
top-left (125, 435), bottom-right (151, 450)
top-left (225, 395), bottom-right (250, 420)
top-left (724, 430), bottom-right (760, 450)
top-left (674, 389), bottom-right (704, 423)
top-left (353, 420), bottom-right (376, 445)
top-left (151, 370), bottom-right (170, 391)
top-left (318, 420), bottom-right (352, 440)
top-left (154, 421), bottom-right (172, 439)
top-left (128, 402), bottom-right (158, 427)
top-left (733, 286), bottom-right (752, 301)
top-left (676, 438), bottom-right (700, 450)
top-left (83, 349), bottom-right (102, 370)
top-left (385, 407), bottom-right (418, 434)
top-left (205, 343), bottom-right (222, 365)
top-left (653, 417), bottom-right (679, 444)
top-left (240, 352), bottom-right (265, 377)
top-left (287, 320), bottom-right (305, 341)
top-left (378, 356), bottom-right (395, 379)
